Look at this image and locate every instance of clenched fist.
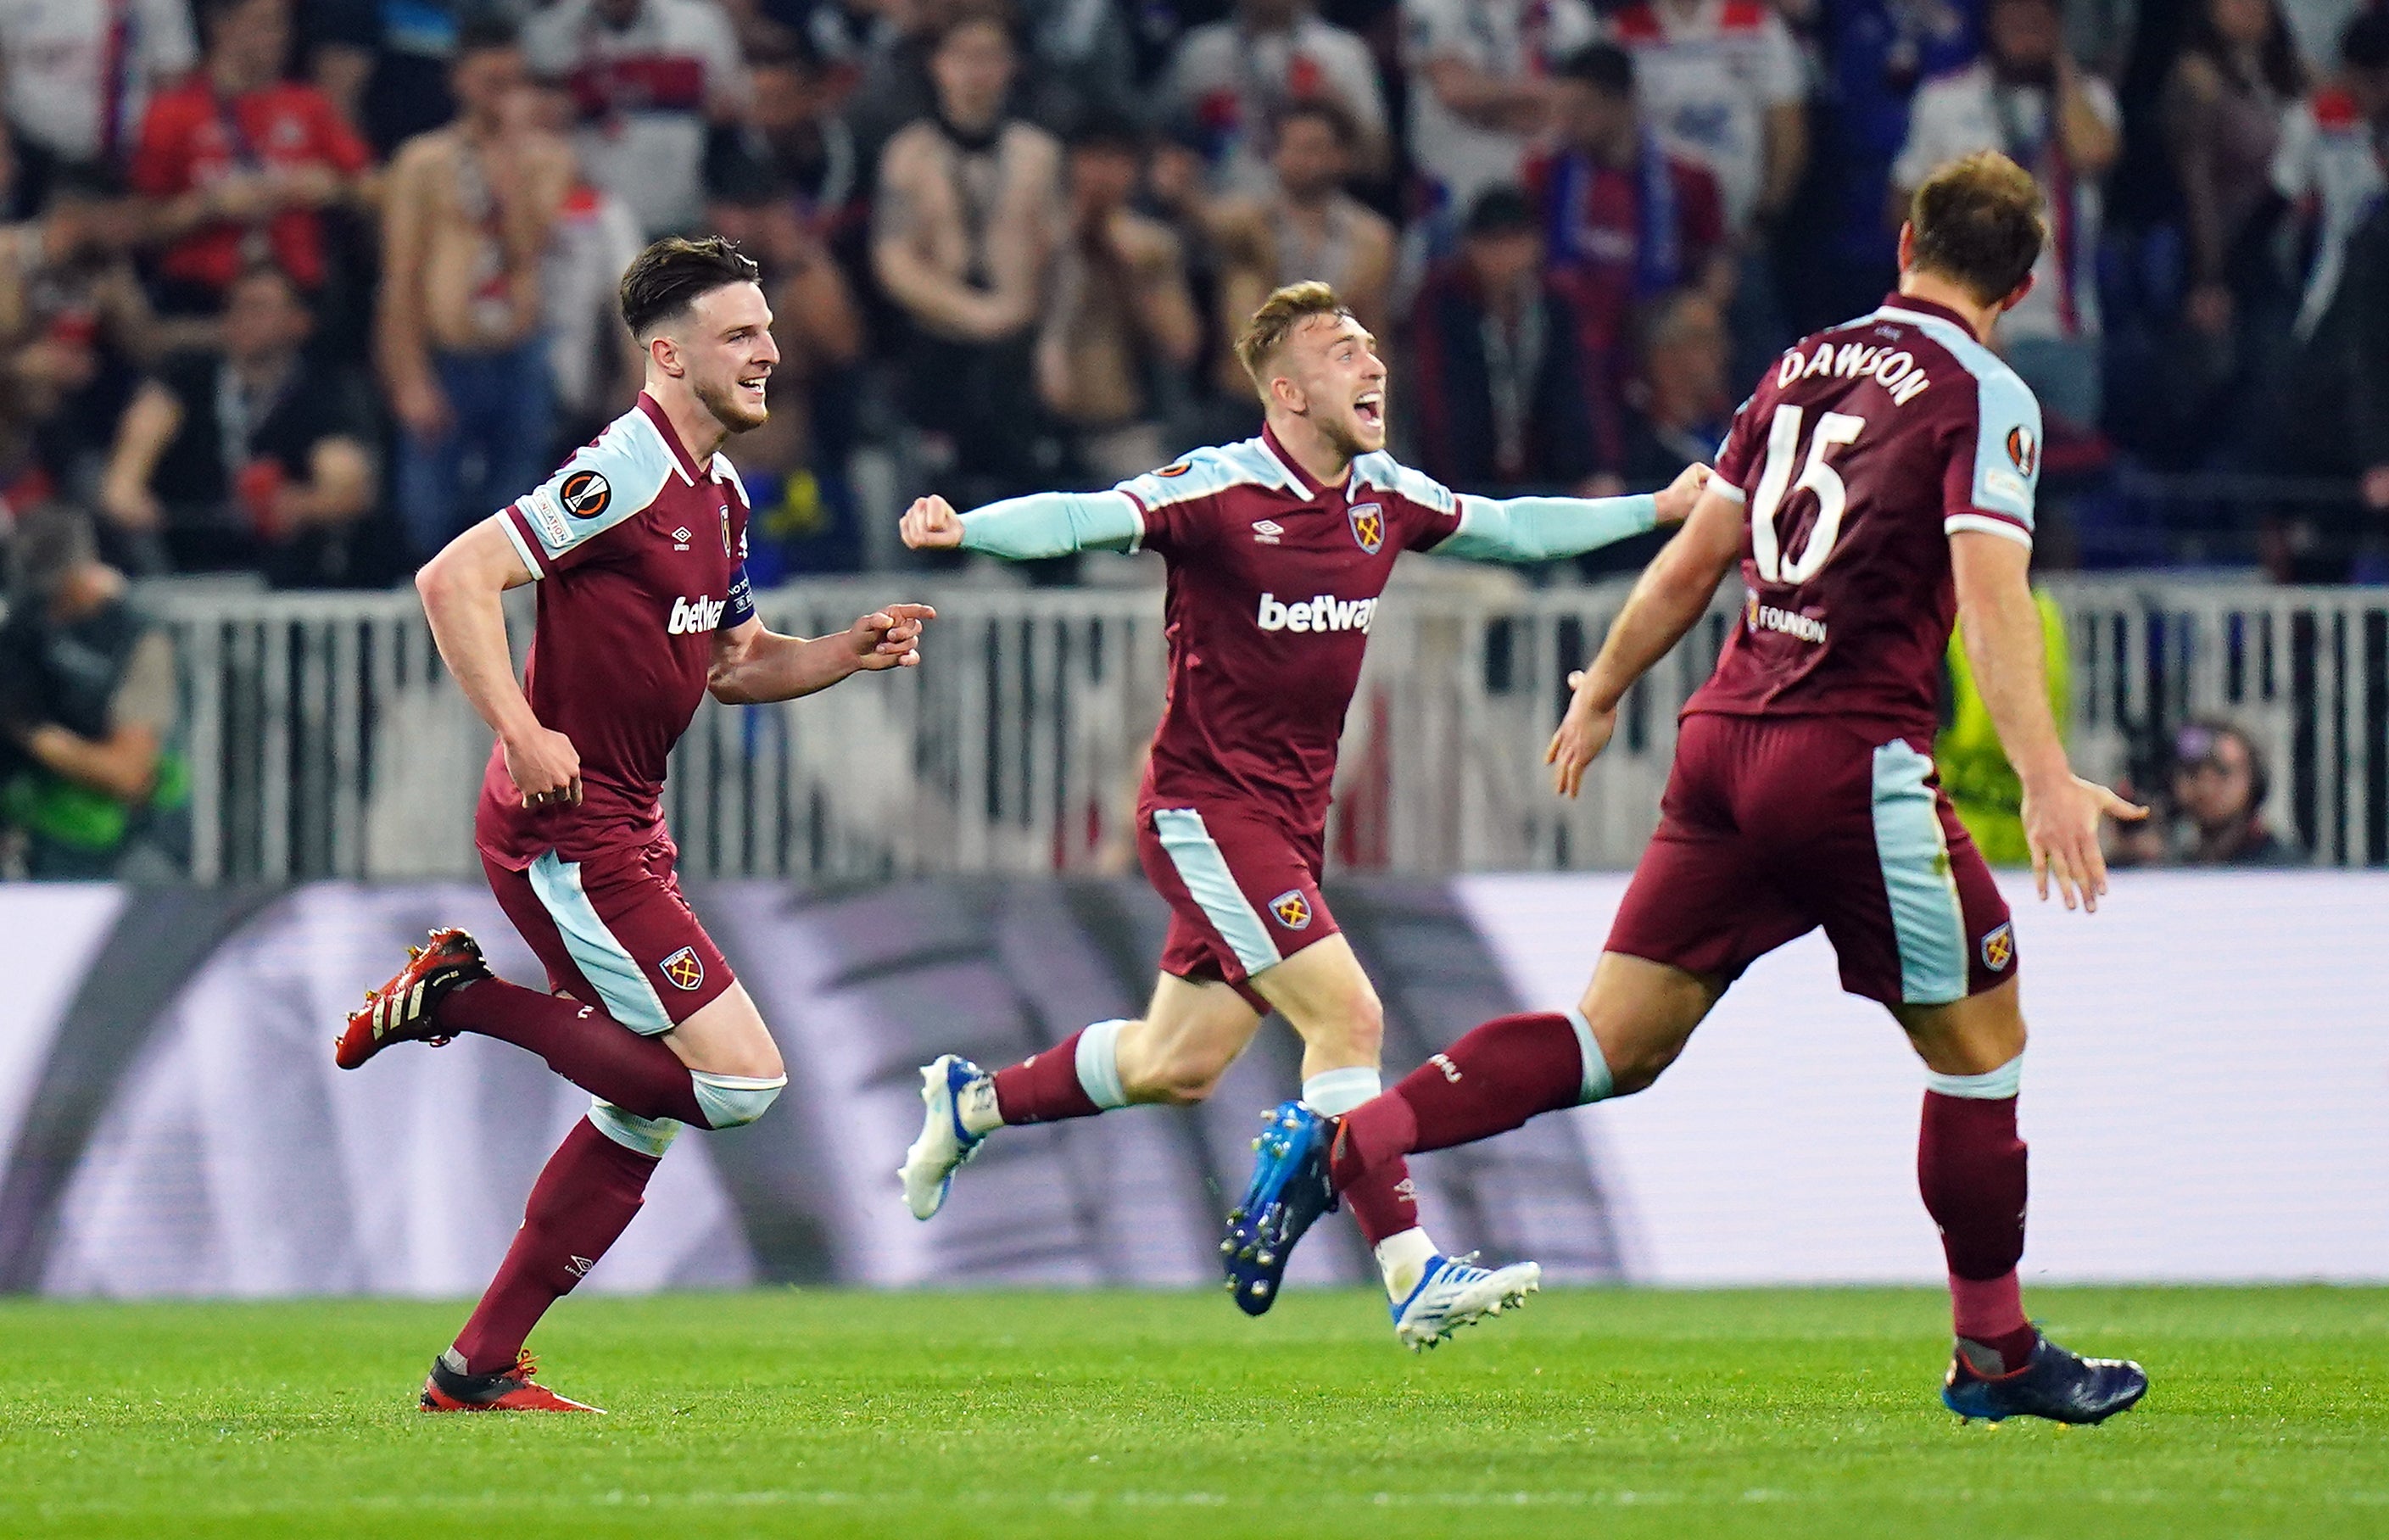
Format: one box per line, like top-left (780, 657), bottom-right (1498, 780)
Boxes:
top-left (901, 495), bottom-right (965, 550)
top-left (1653, 462), bottom-right (1711, 526)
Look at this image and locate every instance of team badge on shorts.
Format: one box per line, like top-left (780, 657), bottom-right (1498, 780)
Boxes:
top-left (560, 469), bottom-right (611, 519)
top-left (1348, 502), bottom-right (1384, 554)
top-left (660, 946), bottom-right (706, 990)
top-left (1980, 921), bottom-right (2015, 972)
top-left (1269, 890), bottom-right (1313, 929)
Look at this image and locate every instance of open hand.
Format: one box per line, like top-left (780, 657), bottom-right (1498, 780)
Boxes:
top-left (1544, 672), bottom-right (1617, 799)
top-left (2023, 773), bottom-right (2148, 912)
top-left (901, 495), bottom-right (964, 550)
top-left (847, 602), bottom-right (936, 669)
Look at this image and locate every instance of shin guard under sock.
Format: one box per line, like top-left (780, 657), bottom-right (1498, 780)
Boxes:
top-left (1919, 1074), bottom-right (2035, 1370)
top-left (438, 979), bottom-right (705, 1126)
top-left (453, 1118), bottom-right (658, 1375)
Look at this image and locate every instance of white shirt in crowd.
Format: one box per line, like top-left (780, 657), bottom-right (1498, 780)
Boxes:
top-left (1605, 0), bottom-right (1805, 234)
top-left (1402, 0), bottom-right (1598, 216)
top-left (2280, 0), bottom-right (2369, 73)
top-left (1165, 13), bottom-right (1387, 198)
top-left (0, 0), bottom-right (194, 164)
top-left (524, 0), bottom-right (748, 237)
top-left (1894, 60), bottom-right (2120, 343)
top-left (2271, 86), bottom-right (2387, 338)
top-left (544, 183), bottom-right (646, 418)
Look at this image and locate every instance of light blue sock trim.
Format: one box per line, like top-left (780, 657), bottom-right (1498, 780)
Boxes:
top-left (1301, 1065), bottom-right (1382, 1117)
top-left (688, 1070), bottom-right (786, 1129)
top-left (586, 1101), bottom-right (681, 1158)
top-left (1565, 1008), bottom-right (1614, 1103)
top-left (1074, 1019), bottom-right (1130, 1110)
top-left (1925, 1052), bottom-right (2023, 1101)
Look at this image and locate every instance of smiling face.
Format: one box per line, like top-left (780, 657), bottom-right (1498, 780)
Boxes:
top-left (661, 282), bottom-right (779, 434)
top-left (1271, 310), bottom-right (1387, 457)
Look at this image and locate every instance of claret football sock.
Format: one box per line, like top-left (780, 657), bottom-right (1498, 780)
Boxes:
top-left (1332, 1011), bottom-right (1602, 1191)
top-left (991, 1020), bottom-right (1130, 1125)
top-left (1918, 1058), bottom-right (2036, 1372)
top-left (452, 1117), bottom-right (659, 1376)
top-left (436, 978), bottom-right (706, 1127)
top-left (1298, 1067), bottom-right (1425, 1262)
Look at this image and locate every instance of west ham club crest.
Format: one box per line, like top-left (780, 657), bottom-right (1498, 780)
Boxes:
top-left (1348, 501), bottom-right (1384, 554)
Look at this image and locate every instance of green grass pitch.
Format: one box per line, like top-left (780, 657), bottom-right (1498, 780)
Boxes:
top-left (1, 1286), bottom-right (2381, 1539)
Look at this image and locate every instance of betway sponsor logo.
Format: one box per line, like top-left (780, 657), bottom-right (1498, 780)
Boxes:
top-left (1257, 592), bottom-right (1377, 634)
top-left (1745, 594), bottom-right (1828, 644)
top-left (667, 594), bottom-right (727, 635)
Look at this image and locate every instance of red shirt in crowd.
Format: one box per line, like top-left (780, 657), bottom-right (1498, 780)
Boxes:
top-left (130, 80), bottom-right (371, 293)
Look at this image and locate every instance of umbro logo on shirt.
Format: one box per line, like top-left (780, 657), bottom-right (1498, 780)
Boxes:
top-left (672, 527), bottom-right (693, 550)
top-left (1251, 520), bottom-right (1284, 544)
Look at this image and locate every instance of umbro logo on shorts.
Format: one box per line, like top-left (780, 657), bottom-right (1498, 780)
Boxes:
top-left (1269, 890), bottom-right (1312, 929)
top-left (661, 946), bottom-right (705, 990)
top-left (1980, 922), bottom-right (2015, 971)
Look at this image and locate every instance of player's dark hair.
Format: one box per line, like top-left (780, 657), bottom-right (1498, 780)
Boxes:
top-left (1906, 151), bottom-right (2046, 306)
top-left (1555, 42), bottom-right (1635, 96)
top-left (618, 236), bottom-right (762, 340)
top-left (455, 14), bottom-right (522, 57)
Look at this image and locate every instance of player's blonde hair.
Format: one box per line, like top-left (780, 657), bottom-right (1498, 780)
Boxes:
top-left (1907, 151), bottom-right (2046, 305)
top-left (1234, 281), bottom-right (1355, 398)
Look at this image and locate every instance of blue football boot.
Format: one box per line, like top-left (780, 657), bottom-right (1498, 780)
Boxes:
top-left (1220, 1100), bottom-right (1337, 1315)
top-left (898, 1054), bottom-right (995, 1219)
top-left (1942, 1333), bottom-right (2149, 1424)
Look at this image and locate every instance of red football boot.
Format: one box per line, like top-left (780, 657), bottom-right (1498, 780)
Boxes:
top-left (420, 1350), bottom-right (604, 1414)
top-left (335, 927), bottom-right (493, 1070)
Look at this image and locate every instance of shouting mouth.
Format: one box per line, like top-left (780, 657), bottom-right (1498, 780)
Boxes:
top-left (1354, 390), bottom-right (1383, 432)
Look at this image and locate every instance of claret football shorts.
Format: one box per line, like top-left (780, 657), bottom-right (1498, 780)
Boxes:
top-left (482, 835), bottom-right (735, 1034)
top-left (1606, 713), bottom-right (2017, 1007)
top-left (1136, 798), bottom-right (1338, 1011)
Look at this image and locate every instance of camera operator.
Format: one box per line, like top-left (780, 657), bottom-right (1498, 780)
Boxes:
top-left (0, 503), bottom-right (189, 879)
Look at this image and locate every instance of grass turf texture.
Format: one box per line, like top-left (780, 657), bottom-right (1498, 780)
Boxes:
top-left (0, 1287), bottom-right (2381, 1539)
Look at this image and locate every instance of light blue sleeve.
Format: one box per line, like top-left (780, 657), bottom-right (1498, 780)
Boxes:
top-left (1945, 366), bottom-right (2041, 545)
top-left (502, 410), bottom-right (676, 576)
top-left (1434, 494), bottom-right (1661, 563)
top-left (957, 489), bottom-right (1145, 561)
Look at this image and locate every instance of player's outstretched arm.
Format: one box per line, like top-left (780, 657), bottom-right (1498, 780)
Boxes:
top-left (1546, 480), bottom-right (1745, 798)
top-left (899, 490), bottom-right (1141, 561)
top-left (707, 605), bottom-right (936, 706)
top-left (1951, 533), bottom-right (2146, 912)
top-left (416, 515), bottom-right (582, 809)
top-left (1436, 464), bottom-right (1711, 565)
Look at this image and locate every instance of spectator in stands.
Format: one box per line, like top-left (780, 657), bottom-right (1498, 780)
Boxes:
top-left (2280, 0), bottom-right (2375, 70)
top-left (1165, 0), bottom-right (1389, 197)
top-left (0, 158), bottom-right (173, 509)
top-left (1603, 0), bottom-right (1806, 382)
top-left (1529, 42), bottom-right (1729, 483)
top-left (527, 80), bottom-right (647, 449)
top-left (1407, 186), bottom-right (1607, 498)
top-left (301, 0), bottom-right (479, 155)
top-left (0, 0), bottom-right (194, 187)
top-left (1204, 99), bottom-right (1397, 371)
top-left (1603, 0), bottom-right (1806, 243)
top-left (1618, 288), bottom-right (1732, 492)
top-left (524, 0), bottom-right (750, 238)
top-left (1035, 113), bottom-right (1201, 484)
top-left (2166, 0), bottom-right (2307, 351)
top-left (131, 0), bottom-right (374, 316)
top-left (706, 36), bottom-right (868, 290)
top-left (2111, 718), bottom-right (2304, 867)
top-left (1401, 0), bottom-right (1599, 224)
top-left (98, 264), bottom-right (379, 587)
top-left (2274, 10), bottom-right (2389, 344)
top-left (0, 502), bottom-right (187, 879)
top-left (873, 6), bottom-right (1061, 510)
top-left (380, 18), bottom-right (573, 560)
top-left (1894, 0), bottom-right (2120, 432)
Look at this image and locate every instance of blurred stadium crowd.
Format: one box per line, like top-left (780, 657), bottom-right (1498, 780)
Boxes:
top-left (0, 0), bottom-right (2386, 594)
